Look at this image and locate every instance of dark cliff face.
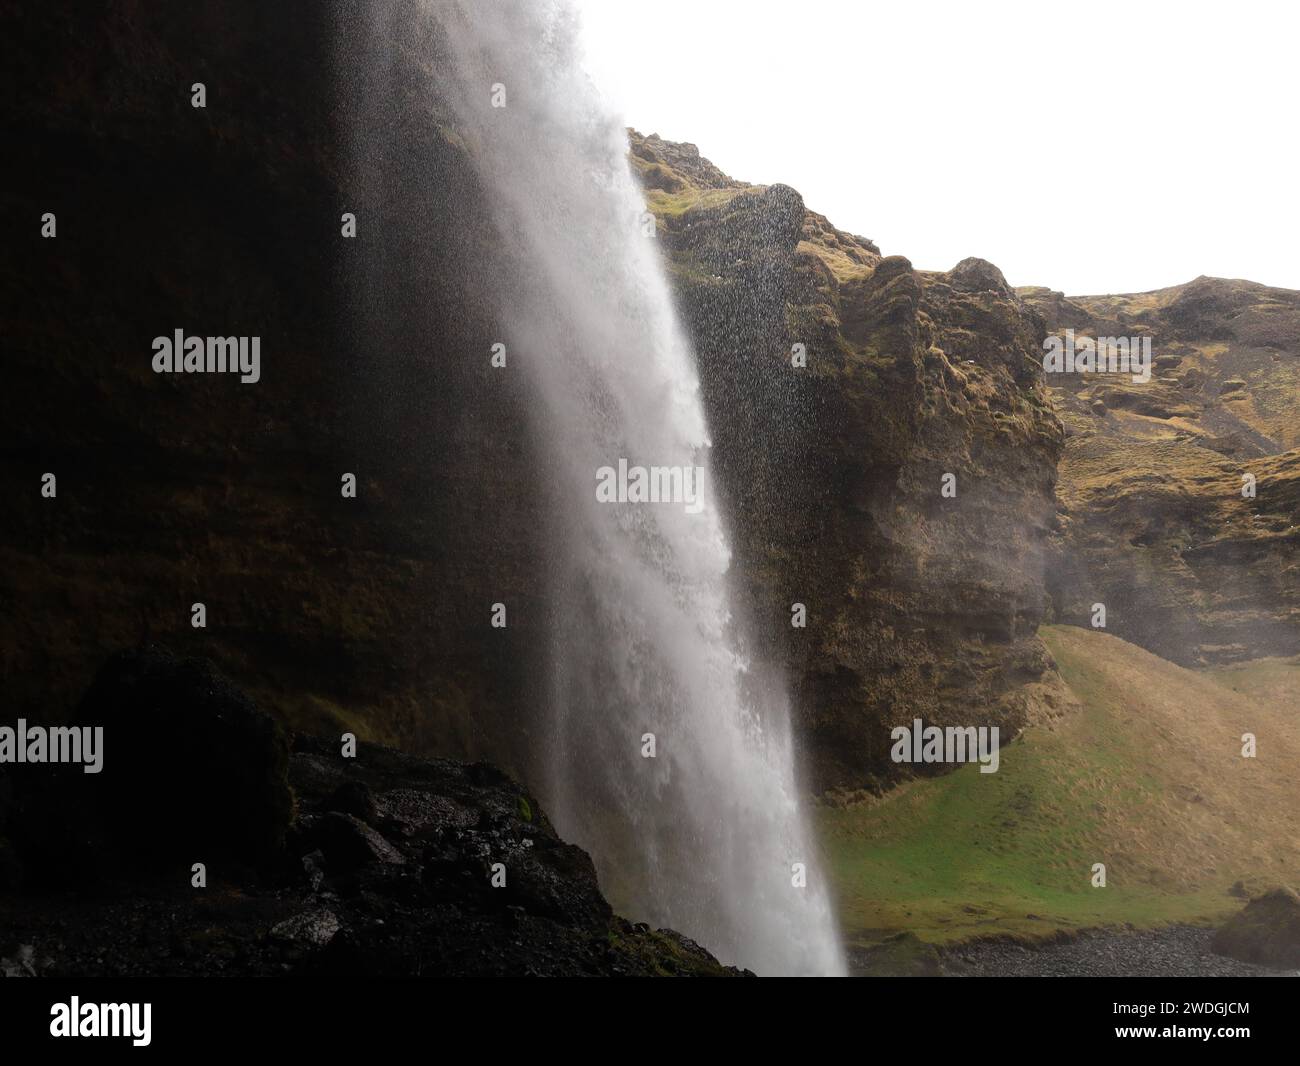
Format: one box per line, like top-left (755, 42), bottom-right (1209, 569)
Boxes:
top-left (1021, 280), bottom-right (1300, 665)
top-left (2, 3), bottom-right (549, 775)
top-left (631, 134), bottom-right (1068, 792)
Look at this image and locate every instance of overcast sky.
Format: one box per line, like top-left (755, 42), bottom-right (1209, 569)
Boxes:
top-left (573, 0), bottom-right (1298, 296)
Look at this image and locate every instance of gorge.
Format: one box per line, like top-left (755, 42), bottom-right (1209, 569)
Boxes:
top-left (1, 0), bottom-right (1298, 980)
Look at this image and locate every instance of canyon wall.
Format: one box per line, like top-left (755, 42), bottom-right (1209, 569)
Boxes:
top-left (4, 3), bottom-right (1071, 800)
top-left (1022, 279), bottom-right (1300, 665)
top-left (1, 2), bottom-right (548, 775)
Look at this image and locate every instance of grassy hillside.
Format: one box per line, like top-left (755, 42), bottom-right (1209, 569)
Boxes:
top-left (819, 624), bottom-right (1300, 947)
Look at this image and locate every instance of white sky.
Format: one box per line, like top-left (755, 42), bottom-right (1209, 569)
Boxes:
top-left (573, 0), bottom-right (1298, 296)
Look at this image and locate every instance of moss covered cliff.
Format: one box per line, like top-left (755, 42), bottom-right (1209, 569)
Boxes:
top-left (1022, 279), bottom-right (1300, 665)
top-left (632, 132), bottom-right (1069, 792)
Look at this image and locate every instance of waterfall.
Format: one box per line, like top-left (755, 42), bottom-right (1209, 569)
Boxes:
top-left (422, 0), bottom-right (844, 975)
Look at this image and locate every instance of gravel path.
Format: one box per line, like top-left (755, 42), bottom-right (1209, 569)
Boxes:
top-left (941, 925), bottom-right (1298, 977)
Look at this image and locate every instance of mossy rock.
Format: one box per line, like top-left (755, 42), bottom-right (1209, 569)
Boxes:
top-left (1211, 886), bottom-right (1300, 967)
top-left (853, 932), bottom-right (942, 977)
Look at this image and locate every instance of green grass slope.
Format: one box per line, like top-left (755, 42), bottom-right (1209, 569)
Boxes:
top-left (819, 624), bottom-right (1300, 947)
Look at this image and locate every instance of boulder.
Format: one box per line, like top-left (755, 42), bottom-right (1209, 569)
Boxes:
top-left (1211, 886), bottom-right (1300, 967)
top-left (1, 655), bottom-right (741, 977)
top-left (850, 932), bottom-right (942, 977)
top-left (324, 781), bottom-right (380, 825)
top-left (270, 908), bottom-right (341, 950)
top-left (305, 811), bottom-right (406, 873)
top-left (950, 256), bottom-right (1012, 295)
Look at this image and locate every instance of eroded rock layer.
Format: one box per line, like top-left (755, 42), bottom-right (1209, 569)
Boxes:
top-left (1021, 280), bottom-right (1300, 665)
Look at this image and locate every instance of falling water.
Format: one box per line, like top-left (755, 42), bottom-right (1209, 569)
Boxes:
top-left (423, 0), bottom-right (843, 975)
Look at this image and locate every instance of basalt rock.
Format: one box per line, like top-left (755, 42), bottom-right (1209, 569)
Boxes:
top-left (1211, 886), bottom-right (1300, 967)
top-left (1, 652), bottom-right (742, 977)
